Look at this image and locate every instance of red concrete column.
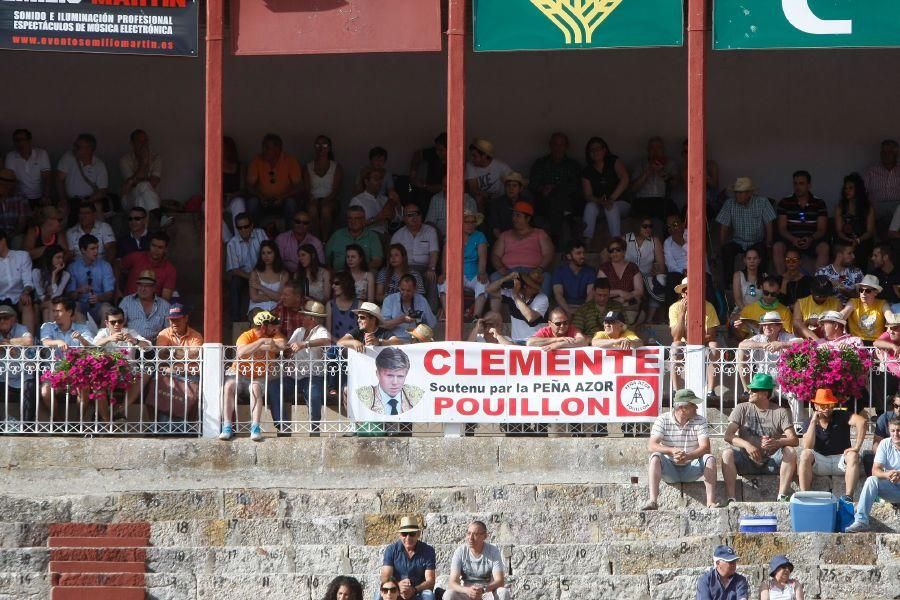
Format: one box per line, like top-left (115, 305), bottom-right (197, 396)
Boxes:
top-left (203, 0), bottom-right (225, 342)
top-left (444, 0), bottom-right (466, 341)
top-left (686, 0), bottom-right (709, 345)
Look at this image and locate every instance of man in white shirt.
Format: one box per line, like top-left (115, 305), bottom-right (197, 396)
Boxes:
top-left (120, 129), bottom-right (163, 217)
top-left (4, 129), bottom-right (51, 206)
top-left (349, 167), bottom-right (395, 235)
top-left (267, 300), bottom-right (332, 436)
top-left (0, 229), bottom-right (35, 334)
top-left (226, 212), bottom-right (267, 322)
top-left (391, 203), bottom-right (440, 301)
top-left (486, 269), bottom-right (549, 342)
top-left (66, 202), bottom-right (116, 260)
top-left (465, 138), bottom-right (512, 211)
top-left (57, 133), bottom-right (109, 224)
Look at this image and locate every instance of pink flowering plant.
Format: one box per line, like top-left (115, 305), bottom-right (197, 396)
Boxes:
top-left (776, 339), bottom-right (872, 403)
top-left (41, 348), bottom-right (135, 402)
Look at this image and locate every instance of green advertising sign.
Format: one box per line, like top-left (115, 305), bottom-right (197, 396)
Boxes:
top-left (715, 0), bottom-right (900, 49)
top-left (473, 0), bottom-right (684, 52)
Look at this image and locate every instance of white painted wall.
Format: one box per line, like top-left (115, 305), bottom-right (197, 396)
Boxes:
top-left (2, 38), bottom-right (897, 212)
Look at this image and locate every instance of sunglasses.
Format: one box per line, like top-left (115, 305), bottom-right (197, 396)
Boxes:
top-left (107, 319), bottom-right (124, 325)
top-left (641, 223), bottom-right (653, 229)
top-left (357, 314), bottom-right (373, 320)
top-left (381, 587), bottom-right (399, 594)
top-left (551, 321), bottom-right (569, 327)
top-left (128, 216), bottom-right (145, 221)
top-left (608, 247), bottom-right (624, 253)
top-left (399, 531), bottom-right (418, 537)
top-left (785, 257), bottom-right (800, 263)
top-left (405, 212), bottom-right (421, 217)
top-left (860, 288), bottom-right (876, 294)
top-left (236, 224), bottom-right (252, 230)
top-left (667, 221), bottom-right (681, 228)
top-left (294, 219), bottom-right (310, 225)
top-left (761, 291), bottom-right (778, 297)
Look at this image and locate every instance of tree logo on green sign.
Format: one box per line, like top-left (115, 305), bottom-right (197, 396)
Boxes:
top-left (529, 0), bottom-right (624, 44)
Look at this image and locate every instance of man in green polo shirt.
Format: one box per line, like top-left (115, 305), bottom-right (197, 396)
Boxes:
top-left (325, 205), bottom-right (384, 271)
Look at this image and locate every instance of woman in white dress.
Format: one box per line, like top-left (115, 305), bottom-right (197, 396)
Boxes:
top-left (304, 134), bottom-right (343, 241)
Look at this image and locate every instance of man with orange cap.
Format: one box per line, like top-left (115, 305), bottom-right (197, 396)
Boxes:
top-left (798, 388), bottom-right (868, 502)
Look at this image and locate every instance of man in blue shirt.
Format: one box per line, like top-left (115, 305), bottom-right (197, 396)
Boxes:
top-left (696, 545), bottom-right (749, 600)
top-left (846, 416), bottom-right (900, 532)
top-left (378, 516), bottom-right (436, 600)
top-left (66, 233), bottom-right (115, 322)
top-left (551, 240), bottom-right (596, 315)
top-left (381, 275), bottom-right (436, 341)
top-left (39, 297), bottom-right (94, 418)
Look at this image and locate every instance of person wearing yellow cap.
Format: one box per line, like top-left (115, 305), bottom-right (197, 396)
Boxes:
top-left (220, 310), bottom-right (286, 442)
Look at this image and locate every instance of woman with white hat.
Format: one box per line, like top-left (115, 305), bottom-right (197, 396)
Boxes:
top-left (840, 274), bottom-right (893, 342)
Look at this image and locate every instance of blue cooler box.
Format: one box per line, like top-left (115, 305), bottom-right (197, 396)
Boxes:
top-left (790, 491), bottom-right (837, 532)
top-left (738, 514), bottom-right (777, 533)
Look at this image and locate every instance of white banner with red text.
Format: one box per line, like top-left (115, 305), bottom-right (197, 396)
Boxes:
top-left (346, 342), bottom-right (664, 423)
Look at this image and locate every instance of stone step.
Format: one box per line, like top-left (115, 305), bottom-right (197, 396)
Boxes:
top-left (50, 586), bottom-right (145, 600)
top-left (0, 476), bottom-right (866, 528)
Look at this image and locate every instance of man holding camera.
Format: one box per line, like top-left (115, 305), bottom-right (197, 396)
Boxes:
top-left (381, 274), bottom-right (436, 342)
top-left (486, 268), bottom-right (549, 343)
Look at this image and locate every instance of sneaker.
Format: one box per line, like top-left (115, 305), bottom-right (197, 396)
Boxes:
top-left (721, 497), bottom-right (736, 507)
top-left (218, 423), bottom-right (234, 441)
top-left (845, 520), bottom-right (871, 533)
top-left (250, 423), bottom-right (263, 441)
top-left (706, 391), bottom-right (720, 403)
top-left (641, 500), bottom-right (659, 511)
top-left (777, 494), bottom-right (791, 503)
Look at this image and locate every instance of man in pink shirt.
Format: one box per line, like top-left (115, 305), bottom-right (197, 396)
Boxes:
top-left (120, 231), bottom-right (176, 300)
top-left (274, 209), bottom-right (324, 273)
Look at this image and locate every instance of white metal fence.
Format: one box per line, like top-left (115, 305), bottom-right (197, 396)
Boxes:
top-left (0, 344), bottom-right (894, 438)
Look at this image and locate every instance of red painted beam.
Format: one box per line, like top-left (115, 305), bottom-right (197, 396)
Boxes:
top-left (444, 0), bottom-right (466, 341)
top-left (686, 0), bottom-right (709, 346)
top-left (203, 0), bottom-right (225, 342)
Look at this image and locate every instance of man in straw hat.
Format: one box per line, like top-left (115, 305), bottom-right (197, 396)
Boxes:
top-left (465, 138), bottom-right (512, 209)
top-left (378, 516), bottom-right (436, 600)
top-left (643, 388), bottom-right (720, 510)
top-left (119, 268), bottom-right (171, 342)
top-left (486, 268), bottom-right (549, 343)
top-left (444, 520), bottom-right (510, 600)
top-left (721, 373), bottom-right (799, 504)
top-left (407, 323), bottom-right (434, 344)
top-left (337, 301), bottom-right (400, 353)
top-left (219, 310), bottom-right (286, 442)
top-left (487, 171), bottom-right (529, 238)
top-left (798, 388), bottom-right (867, 502)
top-left (792, 275), bottom-right (841, 340)
top-left (737, 310), bottom-right (801, 389)
top-left (839, 274), bottom-right (893, 342)
top-left (816, 310), bottom-right (864, 350)
top-left (715, 176), bottom-right (776, 288)
top-left (695, 544), bottom-right (749, 600)
top-left (356, 346), bottom-right (423, 416)
top-left (267, 300), bottom-right (332, 436)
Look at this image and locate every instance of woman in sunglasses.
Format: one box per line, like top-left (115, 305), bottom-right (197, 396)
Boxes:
top-left (597, 237), bottom-right (644, 325)
top-left (840, 275), bottom-right (892, 343)
top-left (377, 577), bottom-right (401, 600)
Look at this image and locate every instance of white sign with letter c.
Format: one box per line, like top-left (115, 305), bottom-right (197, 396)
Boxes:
top-left (782, 0), bottom-right (852, 35)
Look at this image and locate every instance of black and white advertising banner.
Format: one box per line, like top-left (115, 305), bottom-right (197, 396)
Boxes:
top-left (0, 0), bottom-right (198, 56)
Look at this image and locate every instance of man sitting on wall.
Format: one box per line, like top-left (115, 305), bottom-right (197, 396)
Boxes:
top-left (444, 520), bottom-right (510, 600)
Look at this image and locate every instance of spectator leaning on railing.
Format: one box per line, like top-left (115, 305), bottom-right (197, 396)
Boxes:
top-left (39, 297), bottom-right (94, 418)
top-left (526, 307), bottom-right (587, 352)
top-left (118, 270), bottom-right (171, 343)
top-left (155, 304), bottom-right (203, 421)
top-left (590, 310), bottom-right (642, 350)
top-left (93, 306), bottom-right (151, 416)
top-left (337, 302), bottom-right (401, 353)
top-left (0, 304), bottom-right (35, 423)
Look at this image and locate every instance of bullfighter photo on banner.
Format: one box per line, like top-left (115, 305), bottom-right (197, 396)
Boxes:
top-left (347, 342), bottom-right (664, 423)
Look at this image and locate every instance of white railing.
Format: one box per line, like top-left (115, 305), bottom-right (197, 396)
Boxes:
top-left (0, 344), bottom-right (894, 438)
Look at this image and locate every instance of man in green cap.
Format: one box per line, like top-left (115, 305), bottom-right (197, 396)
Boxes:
top-left (644, 388), bottom-right (719, 510)
top-left (721, 373), bottom-right (799, 503)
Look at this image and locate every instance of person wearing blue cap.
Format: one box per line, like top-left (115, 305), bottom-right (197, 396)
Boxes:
top-left (760, 555), bottom-right (804, 599)
top-left (695, 544), bottom-right (748, 600)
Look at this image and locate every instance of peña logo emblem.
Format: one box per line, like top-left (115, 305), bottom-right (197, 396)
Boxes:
top-left (529, 0), bottom-right (624, 45)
